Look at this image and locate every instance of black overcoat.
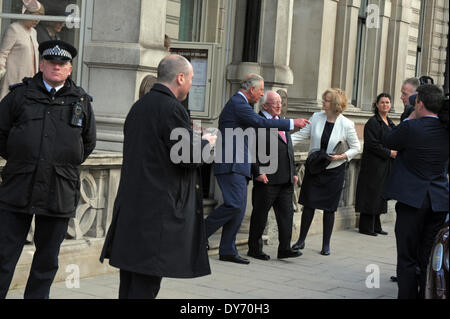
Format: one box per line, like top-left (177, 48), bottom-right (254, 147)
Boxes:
top-left (0, 73), bottom-right (96, 218)
top-left (100, 84), bottom-right (211, 279)
top-left (355, 114), bottom-right (395, 215)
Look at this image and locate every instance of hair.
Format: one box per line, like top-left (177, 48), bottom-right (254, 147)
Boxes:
top-left (24, 3), bottom-right (45, 15)
top-left (157, 54), bottom-right (191, 84)
top-left (403, 77), bottom-right (420, 91)
top-left (322, 88), bottom-right (348, 115)
top-left (139, 74), bottom-right (157, 99)
top-left (416, 84), bottom-right (444, 114)
top-left (260, 91), bottom-right (280, 108)
top-left (164, 34), bottom-right (171, 51)
top-left (372, 93), bottom-right (392, 115)
top-left (240, 74), bottom-right (264, 91)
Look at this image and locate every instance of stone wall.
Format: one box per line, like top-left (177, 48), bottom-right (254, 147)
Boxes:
top-left (1, 149), bottom-right (383, 289)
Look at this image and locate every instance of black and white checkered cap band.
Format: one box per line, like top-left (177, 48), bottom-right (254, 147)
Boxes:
top-left (42, 45), bottom-right (72, 60)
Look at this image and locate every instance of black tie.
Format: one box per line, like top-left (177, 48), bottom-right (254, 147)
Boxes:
top-left (50, 88), bottom-right (56, 98)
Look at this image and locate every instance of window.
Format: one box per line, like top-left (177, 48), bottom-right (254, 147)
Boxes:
top-left (352, 0), bottom-right (368, 107)
top-left (0, 0), bottom-right (85, 84)
top-left (179, 0), bottom-right (203, 42)
top-left (415, 0), bottom-right (426, 77)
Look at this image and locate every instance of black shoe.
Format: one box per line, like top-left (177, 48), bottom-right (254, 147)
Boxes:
top-left (219, 255), bottom-right (250, 264)
top-left (390, 276), bottom-right (398, 282)
top-left (359, 230), bottom-right (378, 236)
top-left (278, 249), bottom-right (303, 259)
top-left (320, 248), bottom-right (330, 256)
top-left (375, 230), bottom-right (388, 235)
top-left (247, 251), bottom-right (270, 260)
top-left (292, 241), bottom-right (305, 250)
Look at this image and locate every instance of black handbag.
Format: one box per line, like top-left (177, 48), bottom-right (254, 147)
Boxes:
top-left (305, 149), bottom-right (330, 175)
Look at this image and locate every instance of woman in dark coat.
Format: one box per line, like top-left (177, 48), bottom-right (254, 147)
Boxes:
top-left (355, 93), bottom-right (397, 236)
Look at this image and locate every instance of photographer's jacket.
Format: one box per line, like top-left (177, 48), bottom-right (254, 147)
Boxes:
top-left (0, 72), bottom-right (96, 218)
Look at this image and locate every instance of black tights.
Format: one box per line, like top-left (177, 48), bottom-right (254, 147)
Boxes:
top-left (297, 206), bottom-right (335, 251)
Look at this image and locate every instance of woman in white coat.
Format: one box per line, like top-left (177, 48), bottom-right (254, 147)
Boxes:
top-left (0, 0), bottom-right (44, 99)
top-left (291, 88), bottom-right (360, 255)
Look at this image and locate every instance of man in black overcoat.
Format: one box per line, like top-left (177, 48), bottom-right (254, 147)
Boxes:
top-left (100, 54), bottom-right (215, 299)
top-left (0, 40), bottom-right (96, 299)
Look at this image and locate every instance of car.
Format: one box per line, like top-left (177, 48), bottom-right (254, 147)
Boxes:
top-left (425, 215), bottom-right (449, 299)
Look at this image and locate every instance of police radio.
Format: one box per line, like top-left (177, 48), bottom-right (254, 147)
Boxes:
top-left (71, 102), bottom-right (83, 127)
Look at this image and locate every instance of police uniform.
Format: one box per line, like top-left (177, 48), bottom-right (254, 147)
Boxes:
top-left (0, 40), bottom-right (96, 299)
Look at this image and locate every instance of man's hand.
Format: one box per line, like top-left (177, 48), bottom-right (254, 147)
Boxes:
top-left (390, 150), bottom-right (398, 159)
top-left (256, 174), bottom-right (269, 184)
top-left (293, 118), bottom-right (310, 129)
top-left (202, 133), bottom-right (217, 147)
top-left (293, 175), bottom-right (299, 186)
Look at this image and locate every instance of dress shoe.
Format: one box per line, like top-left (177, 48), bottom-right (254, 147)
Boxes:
top-left (219, 255), bottom-right (250, 264)
top-left (320, 248), bottom-right (330, 256)
top-left (278, 249), bottom-right (302, 259)
top-left (247, 251), bottom-right (270, 260)
top-left (375, 230), bottom-right (388, 235)
top-left (359, 230), bottom-right (378, 236)
top-left (292, 241), bottom-right (305, 250)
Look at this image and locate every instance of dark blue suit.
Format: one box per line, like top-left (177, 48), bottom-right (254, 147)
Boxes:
top-left (205, 93), bottom-right (291, 256)
top-left (383, 116), bottom-right (449, 299)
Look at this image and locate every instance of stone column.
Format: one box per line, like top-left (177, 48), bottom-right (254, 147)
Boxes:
top-left (332, 0), bottom-right (361, 101)
top-left (227, 0), bottom-right (295, 93)
top-left (288, 0), bottom-right (339, 113)
top-left (358, 0), bottom-right (392, 111)
top-left (384, 0), bottom-right (412, 113)
top-left (83, 0), bottom-right (168, 151)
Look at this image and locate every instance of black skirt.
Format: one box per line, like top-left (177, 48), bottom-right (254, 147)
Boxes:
top-left (298, 163), bottom-right (346, 212)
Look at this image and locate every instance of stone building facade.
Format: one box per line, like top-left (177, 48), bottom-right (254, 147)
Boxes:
top-left (0, 0), bottom-right (448, 285)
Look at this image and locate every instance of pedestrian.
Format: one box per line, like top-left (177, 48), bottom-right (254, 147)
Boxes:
top-left (0, 0), bottom-right (45, 99)
top-left (383, 84), bottom-right (448, 299)
top-left (204, 74), bottom-right (310, 265)
top-left (100, 54), bottom-right (216, 299)
top-left (0, 40), bottom-right (96, 299)
top-left (247, 91), bottom-right (302, 261)
top-left (291, 88), bottom-right (361, 255)
top-left (355, 93), bottom-right (397, 236)
top-left (400, 78), bottom-right (420, 121)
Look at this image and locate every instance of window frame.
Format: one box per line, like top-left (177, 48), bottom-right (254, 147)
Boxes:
top-left (0, 0), bottom-right (86, 86)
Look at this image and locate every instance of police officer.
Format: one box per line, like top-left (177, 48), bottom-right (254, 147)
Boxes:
top-left (0, 40), bottom-right (96, 299)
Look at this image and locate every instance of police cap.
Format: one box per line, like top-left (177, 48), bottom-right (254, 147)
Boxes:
top-left (38, 40), bottom-right (77, 62)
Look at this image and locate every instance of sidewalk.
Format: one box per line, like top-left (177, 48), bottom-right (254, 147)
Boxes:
top-left (6, 223), bottom-right (398, 299)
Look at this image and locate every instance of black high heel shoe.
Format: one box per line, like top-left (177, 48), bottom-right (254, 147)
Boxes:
top-left (292, 240), bottom-right (305, 250)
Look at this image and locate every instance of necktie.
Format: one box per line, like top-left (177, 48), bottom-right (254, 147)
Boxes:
top-left (273, 116), bottom-right (287, 143)
top-left (50, 88), bottom-right (56, 99)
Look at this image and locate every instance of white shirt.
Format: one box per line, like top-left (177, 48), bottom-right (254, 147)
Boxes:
top-left (43, 80), bottom-right (64, 93)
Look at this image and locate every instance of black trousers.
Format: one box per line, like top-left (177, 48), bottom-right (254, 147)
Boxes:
top-left (248, 182), bottom-right (294, 253)
top-left (359, 213), bottom-right (382, 233)
top-left (0, 209), bottom-right (69, 299)
top-left (395, 195), bottom-right (447, 299)
top-left (119, 269), bottom-right (162, 299)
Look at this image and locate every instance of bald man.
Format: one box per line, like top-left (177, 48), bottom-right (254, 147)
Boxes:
top-left (101, 55), bottom-right (215, 299)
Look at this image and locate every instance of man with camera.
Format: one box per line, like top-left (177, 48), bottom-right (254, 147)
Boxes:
top-left (0, 40), bottom-right (96, 299)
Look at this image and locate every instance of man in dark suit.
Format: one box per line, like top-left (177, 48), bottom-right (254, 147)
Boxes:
top-left (205, 74), bottom-right (309, 264)
top-left (248, 91), bottom-right (302, 260)
top-left (383, 84), bottom-right (449, 299)
top-left (100, 55), bottom-right (216, 299)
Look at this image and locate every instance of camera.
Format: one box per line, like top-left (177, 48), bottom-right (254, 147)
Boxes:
top-left (71, 102), bottom-right (83, 127)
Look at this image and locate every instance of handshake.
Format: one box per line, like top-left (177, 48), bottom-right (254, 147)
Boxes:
top-left (293, 118), bottom-right (311, 129)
